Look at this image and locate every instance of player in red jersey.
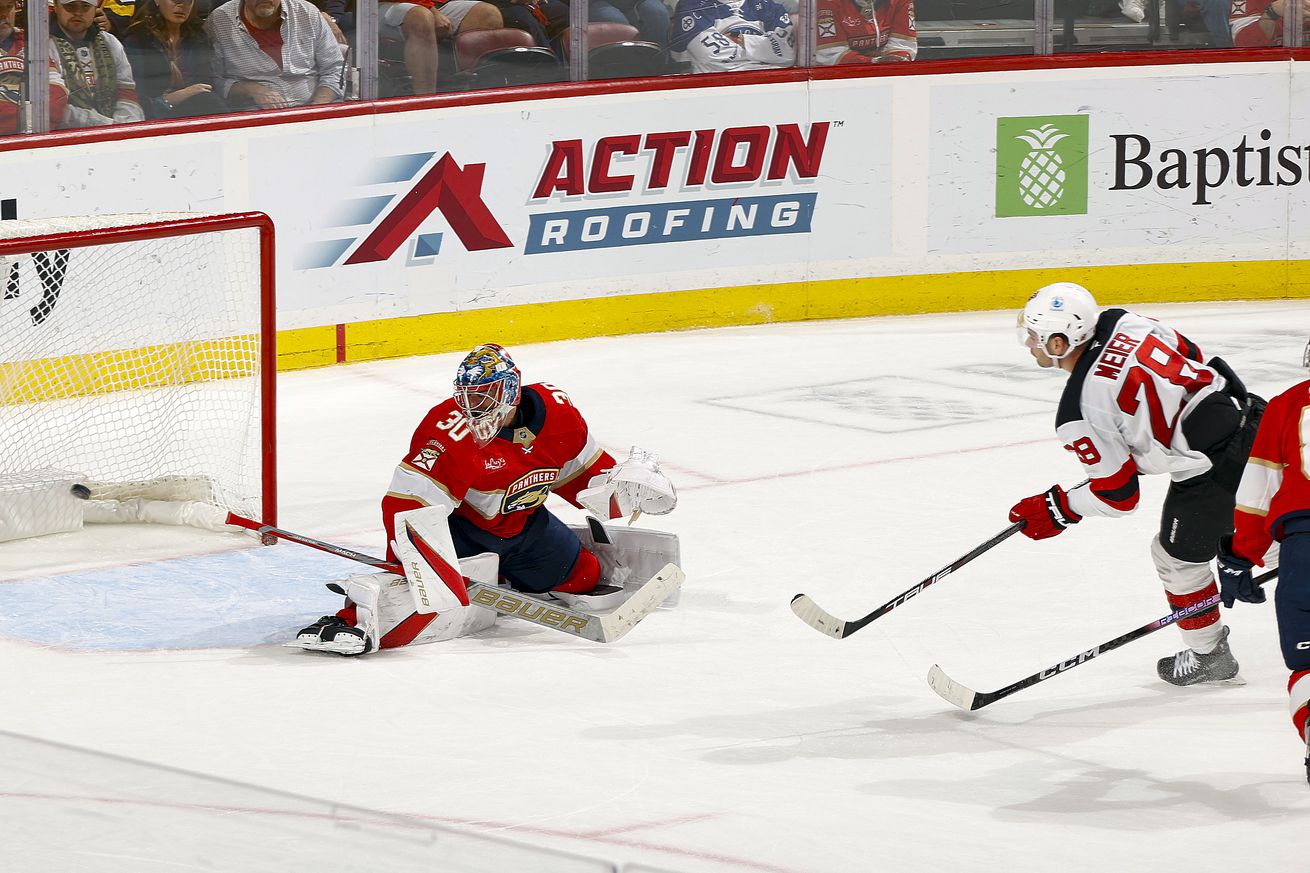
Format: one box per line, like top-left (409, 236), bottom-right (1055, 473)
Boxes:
top-left (813, 0), bottom-right (916, 65)
top-left (1007, 283), bottom-right (1264, 686)
top-left (292, 343), bottom-right (677, 655)
top-left (1216, 338), bottom-right (1310, 782)
top-left (1228, 0), bottom-right (1308, 46)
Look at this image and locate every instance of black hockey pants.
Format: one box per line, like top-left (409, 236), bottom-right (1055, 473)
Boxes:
top-left (1158, 360), bottom-right (1266, 564)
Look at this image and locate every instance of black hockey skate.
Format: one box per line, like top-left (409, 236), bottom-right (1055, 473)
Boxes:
top-left (1156, 625), bottom-right (1240, 686)
top-left (294, 615), bottom-right (372, 656)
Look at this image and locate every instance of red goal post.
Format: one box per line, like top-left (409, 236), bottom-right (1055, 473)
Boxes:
top-left (0, 212), bottom-right (277, 536)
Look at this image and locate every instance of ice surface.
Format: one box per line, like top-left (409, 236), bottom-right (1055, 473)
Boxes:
top-left (2, 300), bottom-right (1308, 872)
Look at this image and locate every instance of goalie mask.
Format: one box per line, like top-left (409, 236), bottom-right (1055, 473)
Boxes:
top-left (454, 343), bottom-right (522, 446)
top-left (1017, 282), bottom-right (1099, 360)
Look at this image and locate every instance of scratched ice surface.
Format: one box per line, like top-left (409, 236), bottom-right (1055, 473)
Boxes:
top-left (2, 300), bottom-right (1307, 873)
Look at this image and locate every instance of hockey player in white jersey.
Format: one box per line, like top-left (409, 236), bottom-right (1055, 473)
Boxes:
top-left (1007, 283), bottom-right (1265, 686)
top-left (669, 0), bottom-right (794, 73)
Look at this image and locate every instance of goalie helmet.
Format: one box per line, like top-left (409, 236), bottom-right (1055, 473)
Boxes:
top-left (1018, 282), bottom-right (1099, 360)
top-left (453, 343), bottom-right (522, 446)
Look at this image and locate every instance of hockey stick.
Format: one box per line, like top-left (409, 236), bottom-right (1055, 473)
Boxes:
top-left (927, 567), bottom-right (1279, 711)
top-left (790, 521), bottom-right (1026, 639)
top-left (224, 514), bottom-right (683, 643)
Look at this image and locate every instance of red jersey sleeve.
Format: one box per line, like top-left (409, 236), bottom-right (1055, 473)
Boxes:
top-left (1232, 382), bottom-right (1310, 564)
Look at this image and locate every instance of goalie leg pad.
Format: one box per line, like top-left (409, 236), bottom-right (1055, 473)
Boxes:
top-left (391, 505), bottom-right (469, 614)
top-left (569, 522), bottom-right (682, 606)
top-left (382, 552), bottom-right (500, 648)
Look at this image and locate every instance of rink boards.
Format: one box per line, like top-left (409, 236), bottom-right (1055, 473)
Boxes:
top-left (2, 59), bottom-right (1308, 369)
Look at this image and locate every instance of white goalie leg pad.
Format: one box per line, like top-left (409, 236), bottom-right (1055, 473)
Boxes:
top-left (1151, 534), bottom-right (1224, 652)
top-left (343, 572), bottom-right (385, 647)
top-left (406, 553), bottom-right (500, 645)
top-left (349, 553), bottom-right (499, 650)
top-left (570, 522), bottom-right (683, 607)
top-left (391, 505), bottom-right (468, 615)
top-left (0, 474), bottom-right (86, 543)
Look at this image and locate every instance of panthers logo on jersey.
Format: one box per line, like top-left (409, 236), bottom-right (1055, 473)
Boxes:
top-left (502, 468), bottom-right (559, 513)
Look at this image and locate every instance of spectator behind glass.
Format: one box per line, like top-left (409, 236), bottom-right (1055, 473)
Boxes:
top-left (123, 0), bottom-right (229, 118)
top-left (378, 0), bottom-right (502, 95)
top-left (0, 0), bottom-right (69, 132)
top-left (1121, 0), bottom-right (1233, 46)
top-left (669, 0), bottom-right (793, 73)
top-left (100, 0), bottom-right (136, 33)
top-left (1230, 0), bottom-right (1306, 44)
top-left (483, 0), bottom-right (567, 49)
top-left (206, 0), bottom-right (345, 108)
top-left (589, 0), bottom-right (670, 51)
top-left (814, 0), bottom-right (916, 64)
top-left (50, 0), bottom-right (145, 127)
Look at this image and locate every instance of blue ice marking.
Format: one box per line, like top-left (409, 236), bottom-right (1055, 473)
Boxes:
top-left (0, 546), bottom-right (372, 651)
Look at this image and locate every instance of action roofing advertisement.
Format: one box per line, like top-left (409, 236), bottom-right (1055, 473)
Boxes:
top-left (1, 61), bottom-right (1301, 333)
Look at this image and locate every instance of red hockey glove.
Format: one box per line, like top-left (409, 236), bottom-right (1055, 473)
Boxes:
top-left (1009, 485), bottom-right (1082, 540)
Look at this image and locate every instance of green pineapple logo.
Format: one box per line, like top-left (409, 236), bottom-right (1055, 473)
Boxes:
top-left (996, 115), bottom-right (1089, 217)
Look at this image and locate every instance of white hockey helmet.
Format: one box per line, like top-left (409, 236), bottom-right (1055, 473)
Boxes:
top-left (1018, 282), bottom-right (1099, 359)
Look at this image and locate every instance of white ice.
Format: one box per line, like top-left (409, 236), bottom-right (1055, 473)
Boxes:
top-left (2, 300), bottom-right (1308, 873)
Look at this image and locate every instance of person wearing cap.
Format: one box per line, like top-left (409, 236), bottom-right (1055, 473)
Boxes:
top-left (49, 0), bottom-right (145, 127)
top-left (204, 0), bottom-right (344, 109)
top-left (0, 0), bottom-right (69, 132)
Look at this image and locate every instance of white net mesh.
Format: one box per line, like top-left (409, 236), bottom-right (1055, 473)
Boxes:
top-left (0, 213), bottom-right (270, 529)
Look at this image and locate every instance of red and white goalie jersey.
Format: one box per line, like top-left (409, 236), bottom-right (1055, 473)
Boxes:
top-left (381, 383), bottom-right (616, 556)
top-left (1229, 379), bottom-right (1310, 564)
top-left (1054, 309), bottom-right (1231, 520)
top-left (814, 0), bottom-right (917, 65)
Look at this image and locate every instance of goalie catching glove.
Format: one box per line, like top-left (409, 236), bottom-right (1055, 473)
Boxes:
top-left (577, 446), bottom-right (677, 522)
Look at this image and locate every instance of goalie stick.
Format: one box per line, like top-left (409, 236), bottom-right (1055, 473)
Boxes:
top-left (927, 567), bottom-right (1279, 711)
top-left (790, 521), bottom-right (1026, 639)
top-left (224, 514), bottom-right (683, 643)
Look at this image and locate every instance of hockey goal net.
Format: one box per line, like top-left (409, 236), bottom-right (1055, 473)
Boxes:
top-left (0, 212), bottom-right (276, 542)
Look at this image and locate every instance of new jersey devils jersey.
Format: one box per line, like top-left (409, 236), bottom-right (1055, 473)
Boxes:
top-left (382, 383), bottom-right (616, 551)
top-left (814, 0), bottom-right (917, 65)
top-left (1055, 309), bottom-right (1232, 520)
top-left (1231, 379), bottom-right (1310, 563)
